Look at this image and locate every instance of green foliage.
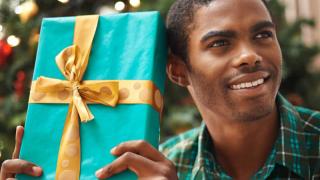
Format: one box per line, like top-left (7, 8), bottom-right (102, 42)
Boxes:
top-left (0, 0), bottom-right (36, 163)
top-left (139, 0), bottom-right (174, 16)
top-left (266, 0), bottom-right (320, 108)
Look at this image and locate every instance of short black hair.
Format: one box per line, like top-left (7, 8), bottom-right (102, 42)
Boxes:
top-left (166, 0), bottom-right (270, 62)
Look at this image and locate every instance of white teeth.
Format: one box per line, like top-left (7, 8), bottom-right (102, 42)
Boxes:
top-left (231, 78), bottom-right (264, 90)
top-left (246, 82), bottom-right (252, 87)
top-left (252, 81), bottom-right (258, 86)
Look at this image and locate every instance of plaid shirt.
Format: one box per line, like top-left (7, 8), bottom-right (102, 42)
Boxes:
top-left (160, 94), bottom-right (320, 179)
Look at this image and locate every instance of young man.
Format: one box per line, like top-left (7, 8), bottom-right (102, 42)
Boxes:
top-left (1, 0), bottom-right (320, 179)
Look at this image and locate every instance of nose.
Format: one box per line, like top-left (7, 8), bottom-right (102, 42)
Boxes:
top-left (231, 47), bottom-right (262, 68)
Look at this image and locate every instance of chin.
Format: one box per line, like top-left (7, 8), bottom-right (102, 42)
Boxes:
top-left (230, 96), bottom-right (276, 122)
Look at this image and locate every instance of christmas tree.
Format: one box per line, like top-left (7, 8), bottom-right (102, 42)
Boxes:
top-left (0, 0), bottom-right (319, 163)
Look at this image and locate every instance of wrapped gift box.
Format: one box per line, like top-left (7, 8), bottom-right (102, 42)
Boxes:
top-left (18, 12), bottom-right (167, 180)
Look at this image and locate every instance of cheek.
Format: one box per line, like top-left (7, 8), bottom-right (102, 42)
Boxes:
top-left (270, 42), bottom-right (282, 63)
top-left (188, 50), bottom-right (235, 94)
top-left (189, 52), bottom-right (229, 77)
top-left (258, 42), bottom-right (282, 71)
top-left (188, 59), bottom-right (229, 99)
top-left (269, 46), bottom-right (283, 77)
top-left (276, 47), bottom-right (283, 69)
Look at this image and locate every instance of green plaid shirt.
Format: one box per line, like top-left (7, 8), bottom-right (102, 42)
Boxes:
top-left (160, 94), bottom-right (320, 179)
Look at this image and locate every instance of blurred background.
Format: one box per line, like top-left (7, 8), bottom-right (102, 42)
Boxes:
top-left (0, 0), bottom-right (320, 162)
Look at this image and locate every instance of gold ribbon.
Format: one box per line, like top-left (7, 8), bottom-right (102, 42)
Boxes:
top-left (29, 15), bottom-right (163, 180)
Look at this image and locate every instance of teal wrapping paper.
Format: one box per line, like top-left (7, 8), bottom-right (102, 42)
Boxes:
top-left (18, 11), bottom-right (167, 180)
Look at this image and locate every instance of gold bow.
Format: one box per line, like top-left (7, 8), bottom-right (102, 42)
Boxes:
top-left (29, 15), bottom-right (163, 180)
top-left (34, 44), bottom-right (119, 122)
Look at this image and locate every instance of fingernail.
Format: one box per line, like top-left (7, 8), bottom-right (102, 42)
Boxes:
top-left (110, 146), bottom-right (117, 154)
top-left (16, 125), bottom-right (22, 131)
top-left (32, 166), bottom-right (42, 176)
top-left (95, 168), bottom-right (103, 177)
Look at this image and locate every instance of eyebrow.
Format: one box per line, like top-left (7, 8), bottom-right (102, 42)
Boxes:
top-left (250, 20), bottom-right (275, 33)
top-left (200, 30), bottom-right (236, 43)
top-left (200, 20), bottom-right (275, 43)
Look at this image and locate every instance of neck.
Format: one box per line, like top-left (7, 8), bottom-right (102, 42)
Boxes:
top-left (202, 105), bottom-right (279, 179)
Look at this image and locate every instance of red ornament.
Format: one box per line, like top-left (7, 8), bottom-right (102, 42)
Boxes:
top-left (0, 40), bottom-right (12, 67)
top-left (17, 71), bottom-right (26, 81)
top-left (14, 70), bottom-right (26, 98)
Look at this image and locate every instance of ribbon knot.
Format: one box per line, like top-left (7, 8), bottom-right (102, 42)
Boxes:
top-left (70, 66), bottom-right (77, 81)
top-left (72, 82), bottom-right (80, 92)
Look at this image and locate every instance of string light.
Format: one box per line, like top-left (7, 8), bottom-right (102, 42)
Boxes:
top-left (129, 0), bottom-right (141, 8)
top-left (14, 1), bottom-right (36, 15)
top-left (14, 1), bottom-right (39, 23)
top-left (98, 6), bottom-right (117, 14)
top-left (57, 0), bottom-right (69, 3)
top-left (14, 6), bottom-right (22, 14)
top-left (7, 35), bottom-right (21, 47)
top-left (114, 1), bottom-right (125, 11)
top-left (0, 25), bottom-right (3, 39)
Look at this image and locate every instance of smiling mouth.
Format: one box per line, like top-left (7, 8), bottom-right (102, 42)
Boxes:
top-left (231, 78), bottom-right (265, 90)
top-left (228, 70), bottom-right (271, 91)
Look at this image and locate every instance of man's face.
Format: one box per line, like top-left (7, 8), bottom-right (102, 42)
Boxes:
top-left (186, 0), bottom-right (282, 121)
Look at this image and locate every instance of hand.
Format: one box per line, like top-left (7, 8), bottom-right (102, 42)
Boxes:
top-left (95, 140), bottom-right (178, 180)
top-left (0, 126), bottom-right (42, 180)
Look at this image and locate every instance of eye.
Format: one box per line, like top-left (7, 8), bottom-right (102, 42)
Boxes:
top-left (254, 31), bottom-right (273, 39)
top-left (208, 39), bottom-right (230, 48)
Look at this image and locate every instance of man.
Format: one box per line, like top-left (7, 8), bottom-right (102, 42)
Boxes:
top-left (1, 0), bottom-right (320, 179)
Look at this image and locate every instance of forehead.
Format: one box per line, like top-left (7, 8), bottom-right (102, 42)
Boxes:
top-left (192, 0), bottom-right (272, 33)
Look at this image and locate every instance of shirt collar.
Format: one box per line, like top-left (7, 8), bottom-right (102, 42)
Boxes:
top-left (274, 94), bottom-right (310, 178)
top-left (194, 123), bottom-right (231, 178)
top-left (193, 94), bottom-right (310, 178)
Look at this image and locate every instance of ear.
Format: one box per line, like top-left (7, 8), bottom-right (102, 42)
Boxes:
top-left (166, 53), bottom-right (190, 87)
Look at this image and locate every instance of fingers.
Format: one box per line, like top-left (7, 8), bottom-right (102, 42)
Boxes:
top-left (12, 126), bottom-right (24, 159)
top-left (111, 140), bottom-right (166, 162)
top-left (95, 152), bottom-right (156, 179)
top-left (0, 126), bottom-right (43, 180)
top-left (0, 159), bottom-right (42, 180)
top-left (95, 141), bottom-right (177, 179)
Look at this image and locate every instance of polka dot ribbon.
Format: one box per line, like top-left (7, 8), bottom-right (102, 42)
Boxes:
top-left (28, 15), bottom-right (163, 180)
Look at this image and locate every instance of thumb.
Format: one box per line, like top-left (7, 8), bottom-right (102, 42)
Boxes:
top-left (12, 126), bottom-right (24, 159)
